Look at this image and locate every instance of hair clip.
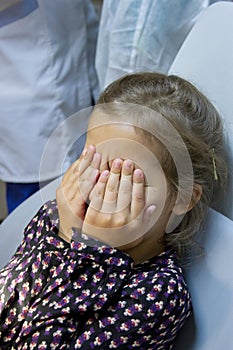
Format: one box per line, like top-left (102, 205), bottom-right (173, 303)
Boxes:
top-left (211, 148), bottom-right (218, 181)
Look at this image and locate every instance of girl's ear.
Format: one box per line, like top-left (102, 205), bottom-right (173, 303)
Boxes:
top-left (172, 183), bottom-right (203, 215)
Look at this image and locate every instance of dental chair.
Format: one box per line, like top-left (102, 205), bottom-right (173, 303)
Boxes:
top-left (0, 2), bottom-right (233, 349)
top-left (169, 2), bottom-right (233, 349)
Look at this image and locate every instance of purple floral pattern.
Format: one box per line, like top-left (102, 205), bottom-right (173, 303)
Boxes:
top-left (0, 200), bottom-right (191, 349)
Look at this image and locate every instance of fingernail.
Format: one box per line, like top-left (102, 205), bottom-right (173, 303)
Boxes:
top-left (82, 148), bottom-right (87, 156)
top-left (93, 153), bottom-right (100, 162)
top-left (148, 205), bottom-right (156, 216)
top-left (87, 145), bottom-right (94, 153)
top-left (134, 169), bottom-right (144, 178)
top-left (114, 159), bottom-right (122, 168)
top-left (101, 170), bottom-right (109, 178)
top-left (124, 160), bottom-right (133, 169)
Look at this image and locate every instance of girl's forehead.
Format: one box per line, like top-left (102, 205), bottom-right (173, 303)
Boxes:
top-left (87, 111), bottom-right (165, 162)
top-left (88, 107), bottom-right (169, 144)
top-left (88, 110), bottom-right (154, 143)
top-left (88, 109), bottom-right (138, 133)
top-left (87, 121), bottom-right (139, 141)
top-left (88, 109), bottom-right (127, 126)
top-left (87, 120), bottom-right (164, 170)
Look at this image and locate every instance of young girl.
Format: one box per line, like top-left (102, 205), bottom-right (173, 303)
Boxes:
top-left (0, 73), bottom-right (227, 349)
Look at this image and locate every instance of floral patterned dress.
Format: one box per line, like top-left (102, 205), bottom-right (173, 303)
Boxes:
top-left (0, 200), bottom-right (191, 349)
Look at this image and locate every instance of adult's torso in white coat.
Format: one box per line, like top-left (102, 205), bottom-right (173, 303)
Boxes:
top-left (0, 0), bottom-right (99, 183)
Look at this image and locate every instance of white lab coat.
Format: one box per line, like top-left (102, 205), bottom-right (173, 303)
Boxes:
top-left (0, 0), bottom-right (99, 183)
top-left (95, 0), bottom-right (210, 91)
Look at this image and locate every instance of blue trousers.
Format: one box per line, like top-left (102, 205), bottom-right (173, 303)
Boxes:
top-left (6, 182), bottom-right (40, 214)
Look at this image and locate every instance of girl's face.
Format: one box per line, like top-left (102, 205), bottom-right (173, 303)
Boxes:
top-left (85, 112), bottom-right (176, 250)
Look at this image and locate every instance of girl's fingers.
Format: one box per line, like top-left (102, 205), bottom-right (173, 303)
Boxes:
top-left (89, 170), bottom-right (109, 211)
top-left (82, 152), bottom-right (101, 178)
top-left (62, 147), bottom-right (101, 202)
top-left (78, 145), bottom-right (96, 175)
top-left (130, 168), bottom-right (146, 218)
top-left (117, 160), bottom-right (133, 212)
top-left (77, 152), bottom-right (102, 202)
top-left (61, 158), bottom-right (80, 189)
top-left (101, 158), bottom-right (122, 212)
top-left (62, 145), bottom-right (96, 191)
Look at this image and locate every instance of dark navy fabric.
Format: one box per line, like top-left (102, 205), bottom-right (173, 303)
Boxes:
top-left (6, 182), bottom-right (40, 213)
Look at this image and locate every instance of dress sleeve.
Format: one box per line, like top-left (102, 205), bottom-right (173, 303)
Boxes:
top-left (0, 200), bottom-right (58, 273)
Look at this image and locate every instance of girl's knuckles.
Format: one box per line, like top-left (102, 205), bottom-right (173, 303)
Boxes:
top-left (107, 183), bottom-right (118, 193)
top-left (114, 213), bottom-right (127, 227)
top-left (132, 191), bottom-right (144, 201)
top-left (86, 209), bottom-right (98, 223)
top-left (101, 214), bottom-right (112, 226)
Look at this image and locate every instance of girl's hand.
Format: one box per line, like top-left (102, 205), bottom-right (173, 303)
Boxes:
top-left (82, 159), bottom-right (156, 248)
top-left (56, 145), bottom-right (101, 242)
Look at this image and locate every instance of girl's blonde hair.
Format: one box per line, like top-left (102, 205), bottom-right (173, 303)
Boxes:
top-left (97, 72), bottom-right (228, 259)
